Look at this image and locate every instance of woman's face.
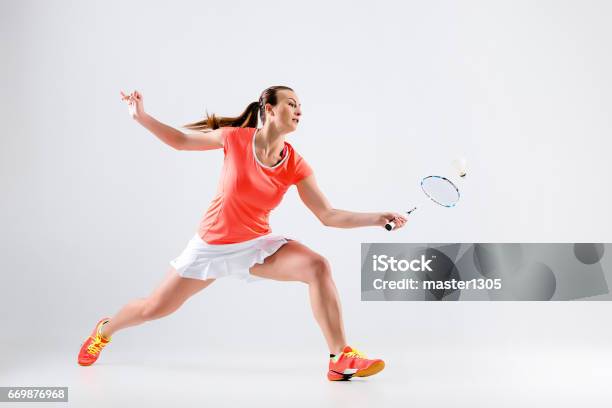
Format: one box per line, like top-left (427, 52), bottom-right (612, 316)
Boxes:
top-left (267, 90), bottom-right (302, 132)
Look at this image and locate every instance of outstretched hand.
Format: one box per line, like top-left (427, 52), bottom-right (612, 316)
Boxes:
top-left (379, 212), bottom-right (407, 230)
top-left (120, 90), bottom-right (145, 120)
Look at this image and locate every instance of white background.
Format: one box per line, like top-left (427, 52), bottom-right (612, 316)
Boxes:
top-left (1, 1), bottom-right (611, 402)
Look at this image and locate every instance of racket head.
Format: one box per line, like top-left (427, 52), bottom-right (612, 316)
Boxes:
top-left (420, 175), bottom-right (460, 207)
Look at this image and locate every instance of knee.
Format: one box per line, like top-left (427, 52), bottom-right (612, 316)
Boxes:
top-left (304, 255), bottom-right (332, 283)
top-left (140, 298), bottom-right (176, 321)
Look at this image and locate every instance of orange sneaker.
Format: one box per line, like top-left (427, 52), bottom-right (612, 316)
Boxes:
top-left (77, 317), bottom-right (112, 366)
top-left (327, 346), bottom-right (385, 381)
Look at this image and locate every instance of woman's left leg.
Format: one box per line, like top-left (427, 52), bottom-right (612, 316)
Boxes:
top-left (249, 240), bottom-right (347, 355)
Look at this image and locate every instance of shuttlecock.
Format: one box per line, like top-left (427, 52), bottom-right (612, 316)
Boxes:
top-left (452, 157), bottom-right (467, 177)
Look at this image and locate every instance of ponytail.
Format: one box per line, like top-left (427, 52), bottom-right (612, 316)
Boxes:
top-left (183, 101), bottom-right (260, 131)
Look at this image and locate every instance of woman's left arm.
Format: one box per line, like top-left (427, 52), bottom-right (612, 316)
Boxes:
top-left (296, 175), bottom-right (408, 230)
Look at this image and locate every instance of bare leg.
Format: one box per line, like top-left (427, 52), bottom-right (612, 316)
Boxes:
top-left (249, 241), bottom-right (347, 355)
top-left (100, 268), bottom-right (215, 338)
top-left (307, 271), bottom-right (347, 355)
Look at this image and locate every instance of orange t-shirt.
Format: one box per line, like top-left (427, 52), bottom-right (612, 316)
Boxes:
top-left (198, 127), bottom-right (313, 244)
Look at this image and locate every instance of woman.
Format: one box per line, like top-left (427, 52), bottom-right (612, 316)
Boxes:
top-left (77, 85), bottom-right (408, 381)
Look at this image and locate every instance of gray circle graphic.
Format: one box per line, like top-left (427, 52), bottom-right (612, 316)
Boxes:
top-left (416, 248), bottom-right (458, 301)
top-left (509, 262), bottom-right (556, 301)
top-left (573, 243), bottom-right (605, 265)
top-left (473, 244), bottom-right (523, 278)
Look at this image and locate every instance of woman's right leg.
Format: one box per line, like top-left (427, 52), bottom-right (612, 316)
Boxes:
top-left (100, 268), bottom-right (215, 338)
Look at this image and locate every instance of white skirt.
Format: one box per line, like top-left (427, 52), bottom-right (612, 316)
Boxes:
top-left (170, 233), bottom-right (295, 283)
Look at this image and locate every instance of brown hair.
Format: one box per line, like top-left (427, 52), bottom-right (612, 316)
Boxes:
top-left (183, 85), bottom-right (294, 131)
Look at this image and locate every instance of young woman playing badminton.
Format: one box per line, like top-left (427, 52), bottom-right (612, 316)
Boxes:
top-left (77, 85), bottom-right (408, 381)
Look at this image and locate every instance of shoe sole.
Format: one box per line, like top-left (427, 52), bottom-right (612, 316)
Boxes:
top-left (354, 360), bottom-right (385, 377)
top-left (328, 360), bottom-right (385, 381)
top-left (327, 370), bottom-right (355, 381)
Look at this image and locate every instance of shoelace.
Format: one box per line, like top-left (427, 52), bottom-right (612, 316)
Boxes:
top-left (345, 348), bottom-right (367, 359)
top-left (86, 326), bottom-right (110, 356)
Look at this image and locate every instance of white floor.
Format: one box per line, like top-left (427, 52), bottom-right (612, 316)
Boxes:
top-left (2, 344), bottom-right (610, 408)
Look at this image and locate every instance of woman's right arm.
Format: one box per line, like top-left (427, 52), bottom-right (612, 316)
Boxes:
top-left (121, 90), bottom-right (224, 151)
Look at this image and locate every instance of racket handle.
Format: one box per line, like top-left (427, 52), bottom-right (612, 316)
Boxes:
top-left (384, 207), bottom-right (417, 231)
